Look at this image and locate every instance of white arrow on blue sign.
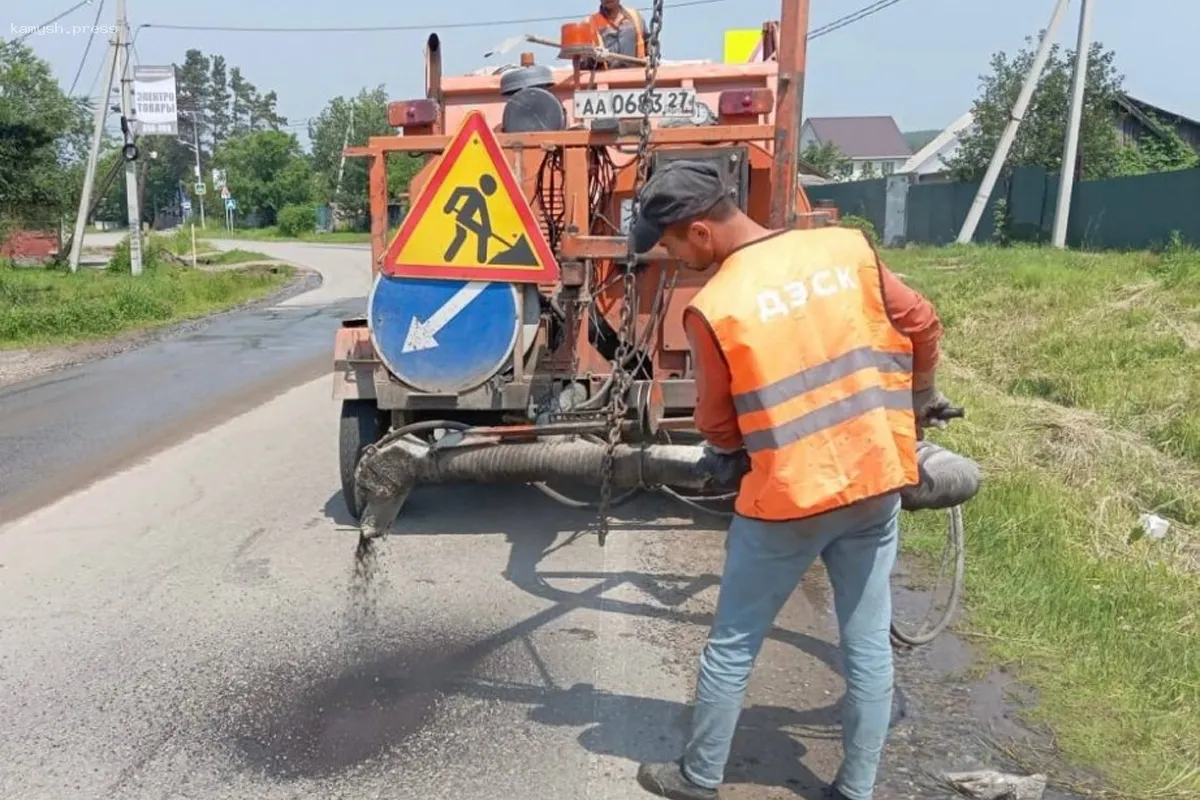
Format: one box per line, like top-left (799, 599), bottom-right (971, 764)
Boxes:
top-left (368, 275), bottom-right (520, 394)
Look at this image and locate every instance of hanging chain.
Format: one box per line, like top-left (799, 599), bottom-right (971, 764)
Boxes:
top-left (596, 0), bottom-right (666, 546)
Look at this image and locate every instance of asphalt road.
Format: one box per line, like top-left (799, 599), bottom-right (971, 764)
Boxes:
top-left (0, 240), bottom-right (1057, 799)
top-left (1, 242), bottom-right (846, 799)
top-left (0, 241), bottom-right (373, 524)
top-left (0, 368), bottom-right (764, 799)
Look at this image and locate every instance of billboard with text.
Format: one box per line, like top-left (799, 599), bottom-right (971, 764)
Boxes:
top-left (132, 65), bottom-right (178, 135)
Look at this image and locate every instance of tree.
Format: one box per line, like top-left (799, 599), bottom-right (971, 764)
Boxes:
top-left (208, 55), bottom-right (232, 146)
top-left (159, 50), bottom-right (289, 222)
top-left (0, 40), bottom-right (91, 230)
top-left (175, 49), bottom-right (211, 149)
top-left (801, 141), bottom-right (852, 180)
top-left (212, 130), bottom-right (312, 225)
top-left (229, 67), bottom-right (251, 133)
top-left (307, 85), bottom-right (421, 223)
top-left (949, 35), bottom-right (1126, 181)
top-left (250, 89), bottom-right (287, 131)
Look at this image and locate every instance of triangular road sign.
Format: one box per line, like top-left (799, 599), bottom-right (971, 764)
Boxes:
top-left (381, 110), bottom-right (559, 284)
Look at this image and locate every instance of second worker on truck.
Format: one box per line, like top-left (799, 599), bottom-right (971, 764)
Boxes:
top-left (585, 0), bottom-right (647, 61)
top-left (628, 160), bottom-right (949, 800)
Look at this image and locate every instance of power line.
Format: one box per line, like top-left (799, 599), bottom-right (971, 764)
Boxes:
top-left (131, 0), bottom-right (904, 42)
top-left (68, 0), bottom-right (106, 95)
top-left (137, 0), bottom-right (725, 34)
top-left (130, 0), bottom-right (905, 47)
top-left (16, 0), bottom-right (96, 42)
top-left (809, 0), bottom-right (905, 40)
top-left (81, 53), bottom-right (107, 98)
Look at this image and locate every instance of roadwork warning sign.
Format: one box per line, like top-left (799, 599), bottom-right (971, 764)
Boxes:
top-left (381, 110), bottom-right (559, 283)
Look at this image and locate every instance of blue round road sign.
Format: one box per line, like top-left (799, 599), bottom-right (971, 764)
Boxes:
top-left (368, 275), bottom-right (520, 394)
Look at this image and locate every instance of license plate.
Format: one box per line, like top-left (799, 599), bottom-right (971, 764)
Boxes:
top-left (573, 88), bottom-right (697, 120)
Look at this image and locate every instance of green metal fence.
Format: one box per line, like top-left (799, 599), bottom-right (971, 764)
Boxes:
top-left (809, 165), bottom-right (1200, 249)
top-left (806, 179), bottom-right (887, 232)
top-left (1070, 168), bottom-right (1200, 249)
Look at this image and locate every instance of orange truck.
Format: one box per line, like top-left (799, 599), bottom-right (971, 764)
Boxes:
top-left (331, 1), bottom-right (880, 537)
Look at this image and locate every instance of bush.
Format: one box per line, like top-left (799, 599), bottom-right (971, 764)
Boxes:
top-left (107, 232), bottom-right (165, 273)
top-left (169, 226), bottom-right (194, 256)
top-left (277, 204), bottom-right (317, 237)
top-left (839, 214), bottom-right (879, 245)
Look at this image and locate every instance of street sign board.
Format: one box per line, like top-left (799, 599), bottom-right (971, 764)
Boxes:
top-left (368, 275), bottom-right (520, 394)
top-left (381, 110), bottom-right (558, 284)
top-left (220, 185), bottom-right (230, 199)
top-left (225, 197), bottom-right (237, 211)
top-left (181, 199), bottom-right (192, 212)
top-left (194, 182), bottom-right (206, 195)
top-left (132, 65), bottom-right (178, 135)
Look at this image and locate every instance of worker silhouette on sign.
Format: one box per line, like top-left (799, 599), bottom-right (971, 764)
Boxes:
top-left (443, 174), bottom-right (498, 262)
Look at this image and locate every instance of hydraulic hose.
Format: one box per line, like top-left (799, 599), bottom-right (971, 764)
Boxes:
top-left (354, 433), bottom-right (981, 539)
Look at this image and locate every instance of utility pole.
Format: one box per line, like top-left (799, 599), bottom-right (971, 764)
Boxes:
top-left (768, 0), bottom-right (810, 230)
top-left (1051, 0), bottom-right (1094, 247)
top-left (192, 115), bottom-right (206, 229)
top-left (331, 103), bottom-right (355, 227)
top-left (115, 0), bottom-right (143, 275)
top-left (956, 0), bottom-right (1071, 244)
top-left (68, 23), bottom-right (120, 272)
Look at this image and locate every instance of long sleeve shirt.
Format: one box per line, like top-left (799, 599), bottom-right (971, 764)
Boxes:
top-left (682, 261), bottom-right (943, 452)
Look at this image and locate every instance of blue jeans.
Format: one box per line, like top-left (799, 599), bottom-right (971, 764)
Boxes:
top-left (681, 492), bottom-right (901, 800)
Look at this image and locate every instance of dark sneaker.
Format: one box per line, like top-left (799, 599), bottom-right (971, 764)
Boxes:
top-left (636, 761), bottom-right (719, 799)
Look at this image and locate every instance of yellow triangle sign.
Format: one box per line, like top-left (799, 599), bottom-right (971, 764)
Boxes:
top-left (381, 110), bottom-right (559, 283)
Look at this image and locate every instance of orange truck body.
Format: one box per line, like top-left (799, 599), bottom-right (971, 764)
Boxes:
top-left (333, 3), bottom-right (833, 428)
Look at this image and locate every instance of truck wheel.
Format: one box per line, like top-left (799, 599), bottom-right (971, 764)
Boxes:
top-left (339, 399), bottom-right (390, 520)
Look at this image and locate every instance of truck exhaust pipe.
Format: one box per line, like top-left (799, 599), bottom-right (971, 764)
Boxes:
top-left (353, 430), bottom-right (981, 540)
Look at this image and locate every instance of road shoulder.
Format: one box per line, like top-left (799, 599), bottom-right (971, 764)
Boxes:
top-left (0, 265), bottom-right (320, 388)
top-left (638, 516), bottom-right (1091, 799)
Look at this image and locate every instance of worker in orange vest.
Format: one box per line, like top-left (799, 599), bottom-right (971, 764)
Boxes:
top-left (629, 160), bottom-right (949, 800)
top-left (584, 0), bottom-right (646, 64)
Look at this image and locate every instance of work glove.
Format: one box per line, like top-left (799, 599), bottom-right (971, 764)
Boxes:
top-left (913, 386), bottom-right (955, 429)
top-left (695, 444), bottom-right (751, 490)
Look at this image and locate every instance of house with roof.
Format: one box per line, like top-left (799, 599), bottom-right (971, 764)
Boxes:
top-left (799, 116), bottom-right (912, 180)
top-left (899, 93), bottom-right (1200, 181)
top-left (1112, 93), bottom-right (1200, 151)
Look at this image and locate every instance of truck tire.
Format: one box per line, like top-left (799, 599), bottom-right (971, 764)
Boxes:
top-left (339, 399), bottom-right (390, 520)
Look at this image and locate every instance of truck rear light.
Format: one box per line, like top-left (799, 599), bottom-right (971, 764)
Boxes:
top-left (717, 88), bottom-right (774, 117)
top-left (388, 99), bottom-right (439, 129)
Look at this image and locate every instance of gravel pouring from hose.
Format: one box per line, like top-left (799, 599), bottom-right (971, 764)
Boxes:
top-left (353, 434), bottom-right (982, 540)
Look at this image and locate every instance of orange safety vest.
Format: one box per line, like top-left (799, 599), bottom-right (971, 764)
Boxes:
top-left (687, 228), bottom-right (919, 521)
top-left (587, 7), bottom-right (646, 59)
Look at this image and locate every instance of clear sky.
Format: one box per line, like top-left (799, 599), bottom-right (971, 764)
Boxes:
top-left (8, 0), bottom-right (1195, 143)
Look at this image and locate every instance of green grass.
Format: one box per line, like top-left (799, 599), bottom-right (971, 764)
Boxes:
top-left (0, 256), bottom-right (292, 349)
top-left (196, 226), bottom-right (371, 244)
top-left (888, 244), bottom-right (1200, 798)
top-left (199, 248), bottom-right (275, 266)
top-left (159, 229), bottom-right (274, 266)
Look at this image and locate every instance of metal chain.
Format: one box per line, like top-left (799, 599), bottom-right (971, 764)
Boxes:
top-left (597, 0), bottom-right (666, 546)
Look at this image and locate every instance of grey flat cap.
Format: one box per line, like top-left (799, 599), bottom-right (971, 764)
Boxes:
top-left (631, 159), bottom-right (729, 254)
